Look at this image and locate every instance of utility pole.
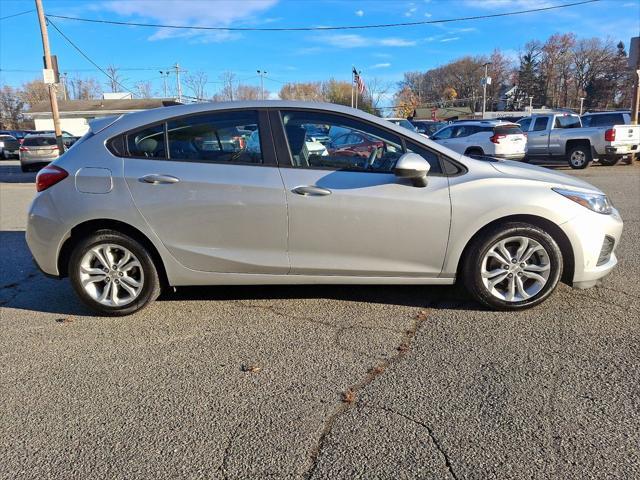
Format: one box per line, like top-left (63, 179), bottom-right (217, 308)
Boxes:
top-left (173, 63), bottom-right (183, 103)
top-left (481, 62), bottom-right (491, 119)
top-left (159, 70), bottom-right (170, 98)
top-left (528, 96), bottom-right (534, 114)
top-left (257, 70), bottom-right (267, 100)
top-left (579, 97), bottom-right (585, 115)
top-left (35, 0), bottom-right (64, 153)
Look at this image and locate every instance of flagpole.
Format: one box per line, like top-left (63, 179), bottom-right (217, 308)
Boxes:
top-left (351, 67), bottom-right (354, 108)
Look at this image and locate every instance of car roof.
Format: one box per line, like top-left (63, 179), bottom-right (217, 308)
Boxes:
top-left (448, 120), bottom-right (515, 126)
top-left (94, 100), bottom-right (436, 146)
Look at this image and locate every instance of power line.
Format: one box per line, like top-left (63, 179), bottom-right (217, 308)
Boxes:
top-left (0, 9), bottom-right (34, 21)
top-left (46, 18), bottom-right (138, 97)
top-left (44, 1), bottom-right (599, 32)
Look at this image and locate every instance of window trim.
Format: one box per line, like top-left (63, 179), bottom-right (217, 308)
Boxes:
top-left (107, 107), bottom-right (278, 167)
top-left (271, 108), bottom-right (454, 176)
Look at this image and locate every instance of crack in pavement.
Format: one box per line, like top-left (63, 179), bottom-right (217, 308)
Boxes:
top-left (359, 402), bottom-right (459, 480)
top-left (302, 302), bottom-right (439, 480)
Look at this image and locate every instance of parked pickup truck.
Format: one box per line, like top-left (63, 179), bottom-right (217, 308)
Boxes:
top-left (517, 112), bottom-right (640, 169)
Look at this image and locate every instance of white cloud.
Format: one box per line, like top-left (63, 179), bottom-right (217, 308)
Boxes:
top-left (440, 37), bottom-right (460, 42)
top-left (371, 62), bottom-right (392, 69)
top-left (101, 0), bottom-right (278, 42)
top-left (424, 12), bottom-right (432, 17)
top-left (405, 6), bottom-right (418, 17)
top-left (318, 34), bottom-right (416, 48)
top-left (355, 9), bottom-right (364, 17)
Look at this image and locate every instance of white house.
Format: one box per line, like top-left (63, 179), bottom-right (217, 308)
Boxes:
top-left (26, 97), bottom-right (180, 136)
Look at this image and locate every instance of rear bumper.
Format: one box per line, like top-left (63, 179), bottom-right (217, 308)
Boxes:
top-left (494, 153), bottom-right (526, 160)
top-left (20, 155), bottom-right (58, 166)
top-left (560, 208), bottom-right (624, 288)
top-left (605, 144), bottom-right (638, 156)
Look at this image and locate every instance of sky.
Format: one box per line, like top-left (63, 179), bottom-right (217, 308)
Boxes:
top-left (0, 0), bottom-right (639, 102)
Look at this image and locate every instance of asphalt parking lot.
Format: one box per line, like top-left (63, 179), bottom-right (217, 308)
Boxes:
top-left (1, 159), bottom-right (639, 479)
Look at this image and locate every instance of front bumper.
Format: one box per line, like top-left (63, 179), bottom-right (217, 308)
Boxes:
top-left (560, 208), bottom-right (623, 288)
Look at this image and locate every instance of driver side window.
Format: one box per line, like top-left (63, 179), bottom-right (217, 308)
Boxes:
top-left (280, 110), bottom-right (404, 173)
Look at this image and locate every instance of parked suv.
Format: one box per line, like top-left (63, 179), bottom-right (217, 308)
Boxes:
top-left (0, 134), bottom-right (20, 159)
top-left (19, 134), bottom-right (60, 172)
top-left (430, 120), bottom-right (527, 160)
top-left (26, 101), bottom-right (622, 315)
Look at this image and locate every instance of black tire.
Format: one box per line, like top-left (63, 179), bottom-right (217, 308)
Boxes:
top-left (598, 156), bottom-right (620, 166)
top-left (69, 230), bottom-right (161, 316)
top-left (20, 164), bottom-right (30, 173)
top-left (461, 222), bottom-right (563, 310)
top-left (567, 144), bottom-right (592, 169)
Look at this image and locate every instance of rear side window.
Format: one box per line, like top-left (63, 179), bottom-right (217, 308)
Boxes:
top-left (554, 115), bottom-right (581, 129)
top-left (23, 136), bottom-right (57, 147)
top-left (167, 110), bottom-right (261, 164)
top-left (532, 117), bottom-right (549, 131)
top-left (494, 125), bottom-right (523, 136)
top-left (127, 124), bottom-right (166, 158)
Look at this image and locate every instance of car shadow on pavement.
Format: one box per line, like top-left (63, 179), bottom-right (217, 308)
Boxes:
top-left (1, 230), bottom-right (480, 316)
top-left (0, 162), bottom-right (37, 183)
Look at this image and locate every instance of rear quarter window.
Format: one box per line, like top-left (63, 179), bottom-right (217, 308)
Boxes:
top-left (494, 125), bottom-right (523, 135)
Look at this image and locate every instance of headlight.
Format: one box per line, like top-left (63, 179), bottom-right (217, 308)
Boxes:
top-left (0, 141), bottom-right (4, 148)
top-left (552, 188), bottom-right (613, 214)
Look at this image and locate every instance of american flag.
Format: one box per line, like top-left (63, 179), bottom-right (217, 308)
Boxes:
top-left (353, 68), bottom-right (365, 94)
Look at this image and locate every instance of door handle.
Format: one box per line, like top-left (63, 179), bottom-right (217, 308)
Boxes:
top-left (139, 174), bottom-right (180, 185)
top-left (291, 185), bottom-right (332, 197)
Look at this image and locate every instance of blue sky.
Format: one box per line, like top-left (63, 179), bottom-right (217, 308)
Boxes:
top-left (1, 0), bottom-right (639, 100)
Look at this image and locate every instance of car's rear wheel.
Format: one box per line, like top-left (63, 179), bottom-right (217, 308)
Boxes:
top-left (462, 222), bottom-right (563, 310)
top-left (567, 144), bottom-right (592, 169)
top-left (20, 164), bottom-right (31, 172)
top-left (69, 230), bottom-right (161, 316)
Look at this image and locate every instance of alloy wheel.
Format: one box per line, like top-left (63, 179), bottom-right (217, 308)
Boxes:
top-left (79, 243), bottom-right (144, 307)
top-left (481, 236), bottom-right (551, 302)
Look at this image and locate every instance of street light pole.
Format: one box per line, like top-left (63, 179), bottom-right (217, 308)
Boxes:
top-left (159, 71), bottom-right (169, 98)
top-left (528, 96), bottom-right (534, 113)
top-left (34, 0), bottom-right (64, 153)
top-left (481, 62), bottom-right (491, 119)
top-left (579, 97), bottom-right (585, 115)
top-left (257, 70), bottom-right (267, 100)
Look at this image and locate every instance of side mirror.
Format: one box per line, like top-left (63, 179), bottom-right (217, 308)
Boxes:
top-left (394, 153), bottom-right (430, 187)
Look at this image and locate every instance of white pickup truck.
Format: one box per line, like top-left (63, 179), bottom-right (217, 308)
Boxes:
top-left (517, 112), bottom-right (640, 169)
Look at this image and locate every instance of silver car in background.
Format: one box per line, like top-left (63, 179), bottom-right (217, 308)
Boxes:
top-left (26, 101), bottom-right (623, 316)
top-left (19, 134), bottom-right (60, 172)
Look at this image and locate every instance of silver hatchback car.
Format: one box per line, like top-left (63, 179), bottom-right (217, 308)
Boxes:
top-left (26, 101), bottom-right (623, 315)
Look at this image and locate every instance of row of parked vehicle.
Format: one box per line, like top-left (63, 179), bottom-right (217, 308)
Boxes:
top-left (388, 110), bottom-right (639, 169)
top-left (0, 129), bottom-right (80, 171)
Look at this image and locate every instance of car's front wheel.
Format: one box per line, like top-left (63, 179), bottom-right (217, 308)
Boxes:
top-left (69, 230), bottom-right (161, 316)
top-left (462, 223), bottom-right (563, 310)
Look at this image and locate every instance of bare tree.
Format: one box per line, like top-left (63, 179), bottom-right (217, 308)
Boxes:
top-left (105, 65), bottom-right (126, 93)
top-left (0, 85), bottom-right (25, 129)
top-left (19, 79), bottom-right (50, 107)
top-left (69, 76), bottom-right (103, 100)
top-left (236, 84), bottom-right (264, 100)
top-left (278, 82), bottom-right (324, 101)
top-left (134, 81), bottom-right (153, 98)
top-left (364, 77), bottom-right (392, 111)
top-left (213, 71), bottom-right (237, 101)
top-left (184, 71), bottom-right (208, 100)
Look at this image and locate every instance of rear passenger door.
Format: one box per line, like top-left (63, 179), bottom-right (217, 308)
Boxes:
top-left (121, 109), bottom-right (289, 274)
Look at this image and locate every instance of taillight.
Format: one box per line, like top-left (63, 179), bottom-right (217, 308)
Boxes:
top-left (36, 165), bottom-right (68, 192)
top-left (19, 138), bottom-right (25, 145)
top-left (19, 146), bottom-right (29, 152)
top-left (490, 134), bottom-right (506, 144)
top-left (605, 128), bottom-right (615, 142)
